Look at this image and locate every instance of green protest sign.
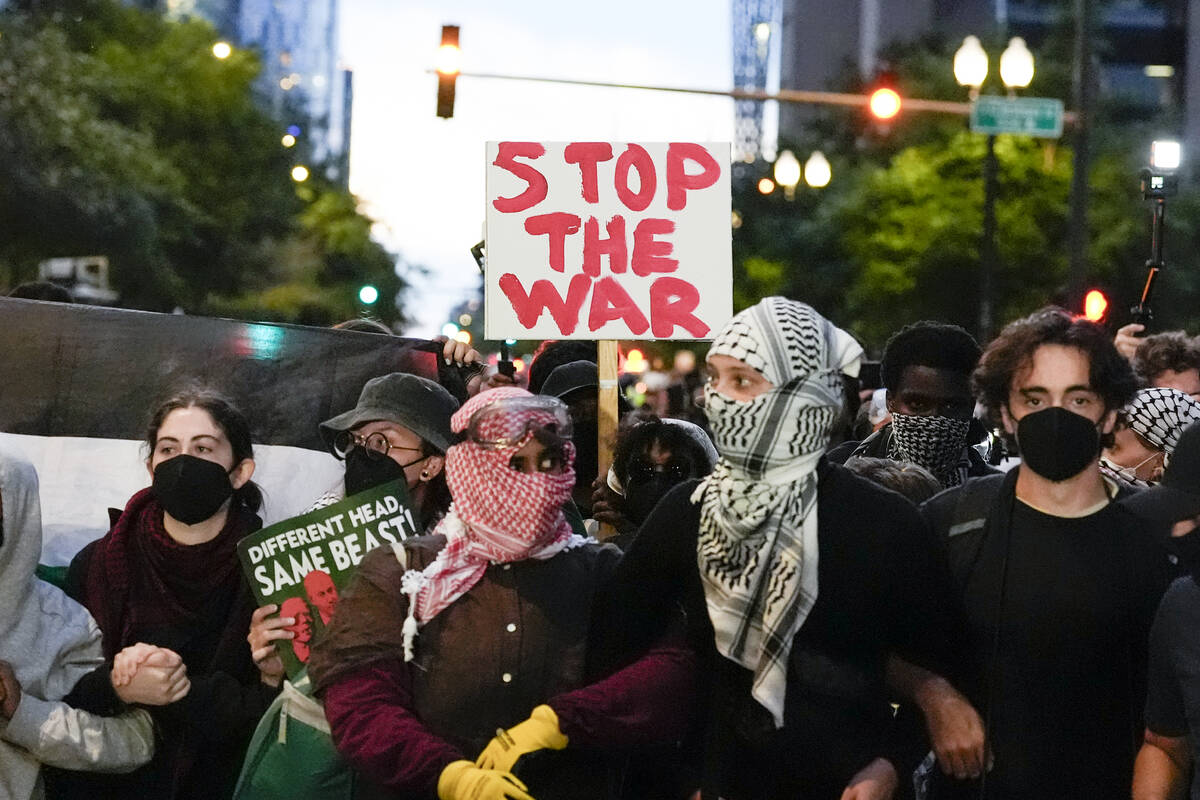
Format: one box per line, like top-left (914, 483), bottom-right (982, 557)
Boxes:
top-left (237, 479), bottom-right (418, 678)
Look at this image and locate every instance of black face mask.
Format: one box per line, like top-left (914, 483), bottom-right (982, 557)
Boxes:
top-left (344, 447), bottom-right (414, 497)
top-left (1015, 406), bottom-right (1101, 482)
top-left (152, 454), bottom-right (235, 525)
top-left (624, 475), bottom-right (682, 524)
top-left (572, 420), bottom-right (599, 489)
top-left (622, 456), bottom-right (695, 524)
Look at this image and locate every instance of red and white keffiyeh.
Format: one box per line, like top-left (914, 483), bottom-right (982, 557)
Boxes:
top-left (399, 388), bottom-right (585, 658)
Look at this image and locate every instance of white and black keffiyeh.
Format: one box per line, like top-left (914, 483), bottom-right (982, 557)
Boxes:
top-left (887, 413), bottom-right (971, 488)
top-left (693, 296), bottom-right (863, 727)
top-left (1125, 387), bottom-right (1200, 458)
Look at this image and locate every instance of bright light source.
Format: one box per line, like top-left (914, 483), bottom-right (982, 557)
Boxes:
top-left (999, 37), bottom-right (1035, 89)
top-left (458, 313), bottom-right (472, 326)
top-left (1144, 65), bottom-right (1175, 79)
top-left (290, 165), bottom-right (309, 182)
top-left (454, 330), bottom-right (471, 344)
top-left (1152, 140), bottom-right (1181, 170)
top-left (358, 285), bottom-right (379, 305)
top-left (731, 210), bottom-right (743, 229)
top-left (804, 151), bottom-right (832, 188)
top-left (625, 349), bottom-right (648, 374)
top-left (1084, 290), bottom-right (1108, 322)
top-left (754, 22), bottom-right (771, 43)
top-left (287, 125), bottom-right (302, 137)
top-left (953, 35), bottom-right (988, 89)
top-left (441, 322), bottom-right (460, 337)
top-left (504, 338), bottom-right (517, 346)
top-left (512, 358), bottom-right (526, 372)
top-left (757, 177), bottom-right (775, 194)
top-left (436, 43), bottom-right (461, 75)
top-left (773, 150), bottom-right (802, 189)
top-left (281, 134), bottom-right (296, 148)
top-left (280, 77), bottom-right (295, 91)
top-left (869, 88), bottom-right (902, 120)
top-left (212, 41), bottom-right (232, 59)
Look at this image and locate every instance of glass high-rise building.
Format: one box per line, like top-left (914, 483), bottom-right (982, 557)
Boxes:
top-left (162, 0), bottom-right (352, 186)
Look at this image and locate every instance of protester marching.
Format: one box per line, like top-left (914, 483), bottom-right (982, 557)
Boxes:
top-left (5, 88), bottom-right (1200, 800)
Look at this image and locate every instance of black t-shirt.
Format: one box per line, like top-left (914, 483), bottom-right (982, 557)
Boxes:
top-left (594, 460), bottom-right (959, 800)
top-left (925, 486), bottom-right (1171, 800)
top-left (1144, 575), bottom-right (1200, 800)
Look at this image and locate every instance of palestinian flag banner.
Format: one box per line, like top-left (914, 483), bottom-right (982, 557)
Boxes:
top-left (0, 297), bottom-right (466, 565)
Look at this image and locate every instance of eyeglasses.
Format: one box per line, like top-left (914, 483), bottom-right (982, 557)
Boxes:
top-left (332, 430), bottom-right (423, 461)
top-left (627, 459), bottom-right (689, 484)
top-left (466, 396), bottom-right (573, 450)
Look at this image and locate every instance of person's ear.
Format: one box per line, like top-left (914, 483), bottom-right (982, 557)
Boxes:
top-left (999, 404), bottom-right (1016, 436)
top-left (420, 455), bottom-right (445, 482)
top-left (1099, 408), bottom-right (1118, 436)
top-left (1152, 453), bottom-right (1166, 482)
top-left (146, 459), bottom-right (154, 481)
top-left (884, 390), bottom-right (896, 414)
top-left (230, 458), bottom-right (256, 489)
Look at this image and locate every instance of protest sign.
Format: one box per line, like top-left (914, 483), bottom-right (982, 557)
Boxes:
top-left (484, 141), bottom-right (732, 341)
top-left (237, 479), bottom-right (418, 678)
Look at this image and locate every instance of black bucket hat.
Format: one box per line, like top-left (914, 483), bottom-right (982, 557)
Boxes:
top-left (319, 373), bottom-right (459, 454)
top-left (1122, 421), bottom-right (1200, 524)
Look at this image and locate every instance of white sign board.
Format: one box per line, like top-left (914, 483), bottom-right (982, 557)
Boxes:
top-left (484, 141), bottom-right (732, 340)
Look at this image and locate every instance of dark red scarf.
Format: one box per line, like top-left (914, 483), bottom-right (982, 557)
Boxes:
top-left (83, 487), bottom-right (258, 660)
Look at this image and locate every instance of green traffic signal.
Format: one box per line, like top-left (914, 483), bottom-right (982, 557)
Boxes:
top-left (358, 285), bottom-right (379, 305)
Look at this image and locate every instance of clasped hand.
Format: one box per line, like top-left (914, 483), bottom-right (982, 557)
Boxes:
top-left (111, 643), bottom-right (190, 705)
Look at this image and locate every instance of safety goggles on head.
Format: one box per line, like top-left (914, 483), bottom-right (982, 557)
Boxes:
top-left (466, 395), bottom-right (573, 450)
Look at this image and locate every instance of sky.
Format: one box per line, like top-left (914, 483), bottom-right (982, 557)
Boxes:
top-left (340, 0), bottom-right (737, 337)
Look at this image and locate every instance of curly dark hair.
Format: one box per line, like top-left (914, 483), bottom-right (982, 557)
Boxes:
top-left (1133, 331), bottom-right (1200, 385)
top-left (611, 413), bottom-right (715, 485)
top-left (972, 307), bottom-right (1138, 419)
top-left (880, 321), bottom-right (982, 391)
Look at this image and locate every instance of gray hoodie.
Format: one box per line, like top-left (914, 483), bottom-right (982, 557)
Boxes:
top-left (0, 445), bottom-right (154, 800)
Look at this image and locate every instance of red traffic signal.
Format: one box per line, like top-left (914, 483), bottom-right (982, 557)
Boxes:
top-left (868, 87), bottom-right (901, 121)
top-left (1083, 289), bottom-right (1109, 322)
top-left (436, 25), bottom-right (460, 119)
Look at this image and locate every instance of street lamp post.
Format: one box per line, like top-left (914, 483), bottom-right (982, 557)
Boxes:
top-left (954, 36), bottom-right (1034, 341)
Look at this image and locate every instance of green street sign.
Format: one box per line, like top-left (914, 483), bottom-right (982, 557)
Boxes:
top-left (970, 96), bottom-right (1064, 138)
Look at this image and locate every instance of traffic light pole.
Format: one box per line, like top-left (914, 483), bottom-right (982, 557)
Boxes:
top-left (433, 69), bottom-right (1082, 121)
top-left (979, 134), bottom-right (999, 341)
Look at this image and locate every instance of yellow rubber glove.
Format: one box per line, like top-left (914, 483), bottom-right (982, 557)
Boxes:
top-left (475, 704), bottom-right (569, 772)
top-left (437, 760), bottom-right (534, 800)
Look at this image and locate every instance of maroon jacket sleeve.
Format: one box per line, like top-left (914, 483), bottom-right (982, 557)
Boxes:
top-left (548, 626), bottom-right (697, 749)
top-left (322, 659), bottom-right (464, 796)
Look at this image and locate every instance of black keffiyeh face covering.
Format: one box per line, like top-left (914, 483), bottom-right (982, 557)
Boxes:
top-left (694, 296), bottom-right (862, 727)
top-left (887, 413), bottom-right (971, 488)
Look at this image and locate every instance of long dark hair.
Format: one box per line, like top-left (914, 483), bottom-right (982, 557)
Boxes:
top-left (144, 388), bottom-right (264, 513)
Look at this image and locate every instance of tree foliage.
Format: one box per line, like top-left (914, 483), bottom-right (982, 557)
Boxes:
top-left (731, 21), bottom-right (1200, 353)
top-left (0, 0), bottom-right (409, 326)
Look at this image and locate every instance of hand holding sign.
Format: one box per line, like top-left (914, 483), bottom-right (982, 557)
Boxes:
top-left (485, 141), bottom-right (731, 341)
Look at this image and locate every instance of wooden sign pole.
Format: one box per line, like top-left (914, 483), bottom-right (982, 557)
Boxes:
top-left (597, 340), bottom-right (619, 540)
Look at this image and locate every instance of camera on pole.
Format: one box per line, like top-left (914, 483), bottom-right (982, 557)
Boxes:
top-left (1131, 140), bottom-right (1181, 325)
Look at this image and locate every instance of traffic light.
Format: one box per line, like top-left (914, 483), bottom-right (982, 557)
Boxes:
top-left (1083, 289), bottom-right (1108, 322)
top-left (358, 284), bottom-right (379, 305)
top-left (436, 25), bottom-right (460, 119)
top-left (868, 87), bottom-right (902, 121)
